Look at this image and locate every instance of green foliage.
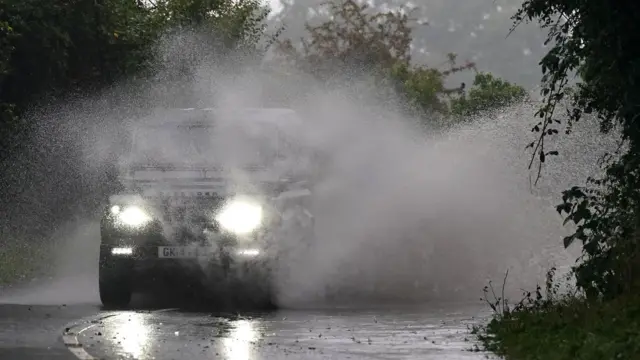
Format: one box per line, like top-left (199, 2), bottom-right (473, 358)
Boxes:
top-left (451, 72), bottom-right (528, 118)
top-left (0, 0), bottom-right (269, 158)
top-left (0, 0), bottom-right (152, 106)
top-left (273, 0), bottom-right (524, 119)
top-left (475, 1), bottom-right (640, 355)
top-left (0, 0), bottom-right (268, 108)
top-left (274, 0), bottom-right (418, 81)
top-left (149, 0), bottom-right (269, 49)
top-left (513, 0), bottom-right (640, 299)
top-left (0, 0), bottom-right (271, 284)
top-left (390, 62), bottom-right (449, 114)
top-left (0, 20), bottom-right (14, 79)
top-left (475, 269), bottom-right (640, 360)
top-left (480, 295), bottom-right (640, 360)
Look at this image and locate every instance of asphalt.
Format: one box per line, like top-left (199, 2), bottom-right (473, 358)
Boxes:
top-left (0, 290), bottom-right (497, 360)
top-left (0, 303), bottom-right (99, 360)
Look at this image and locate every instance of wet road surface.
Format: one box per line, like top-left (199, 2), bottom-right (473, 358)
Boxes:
top-left (0, 280), bottom-right (497, 360)
top-left (0, 303), bottom-right (99, 360)
top-left (70, 303), bottom-right (496, 360)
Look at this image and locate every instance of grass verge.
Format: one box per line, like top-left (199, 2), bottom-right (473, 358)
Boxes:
top-left (474, 268), bottom-right (640, 360)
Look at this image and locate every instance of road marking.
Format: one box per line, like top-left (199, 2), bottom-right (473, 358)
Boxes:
top-left (63, 322), bottom-right (100, 360)
top-left (150, 307), bottom-right (179, 313)
top-left (63, 308), bottom-right (178, 360)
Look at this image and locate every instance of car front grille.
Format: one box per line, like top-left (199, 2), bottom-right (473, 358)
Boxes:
top-left (140, 185), bottom-right (229, 200)
top-left (157, 190), bottom-right (219, 198)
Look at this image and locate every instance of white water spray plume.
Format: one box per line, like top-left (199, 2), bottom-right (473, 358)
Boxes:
top-left (0, 29), bottom-right (618, 307)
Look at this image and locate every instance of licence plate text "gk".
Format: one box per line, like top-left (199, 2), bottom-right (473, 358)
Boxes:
top-left (158, 246), bottom-right (213, 258)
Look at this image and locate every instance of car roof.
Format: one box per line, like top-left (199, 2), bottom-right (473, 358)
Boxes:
top-left (135, 107), bottom-right (301, 128)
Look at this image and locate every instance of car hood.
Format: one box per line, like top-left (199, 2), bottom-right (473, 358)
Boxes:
top-left (119, 163), bottom-right (297, 199)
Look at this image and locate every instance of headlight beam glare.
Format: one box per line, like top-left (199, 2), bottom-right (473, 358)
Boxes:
top-left (215, 199), bottom-right (263, 235)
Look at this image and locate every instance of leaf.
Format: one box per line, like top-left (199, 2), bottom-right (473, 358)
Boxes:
top-left (556, 202), bottom-right (572, 214)
top-left (563, 234), bottom-right (576, 248)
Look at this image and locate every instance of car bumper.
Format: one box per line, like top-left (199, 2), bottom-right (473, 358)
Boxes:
top-left (99, 244), bottom-right (270, 287)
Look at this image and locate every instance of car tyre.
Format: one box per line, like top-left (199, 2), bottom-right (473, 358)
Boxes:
top-left (99, 268), bottom-right (132, 309)
top-left (251, 283), bottom-right (277, 310)
top-left (235, 282), bottom-right (276, 310)
top-left (234, 265), bottom-right (277, 310)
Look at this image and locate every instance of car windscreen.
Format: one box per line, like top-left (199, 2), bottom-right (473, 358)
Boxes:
top-left (130, 120), bottom-right (309, 169)
top-left (132, 123), bottom-right (214, 163)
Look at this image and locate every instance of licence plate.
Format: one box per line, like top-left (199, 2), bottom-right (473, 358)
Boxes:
top-left (158, 246), bottom-right (214, 259)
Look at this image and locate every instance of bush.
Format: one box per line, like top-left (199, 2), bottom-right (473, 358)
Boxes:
top-left (475, 269), bottom-right (640, 360)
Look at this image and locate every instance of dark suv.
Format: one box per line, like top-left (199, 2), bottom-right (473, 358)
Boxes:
top-left (98, 107), bottom-right (315, 308)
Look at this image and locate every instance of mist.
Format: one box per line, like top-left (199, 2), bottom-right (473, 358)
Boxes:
top-left (271, 92), bottom-right (607, 306)
top-left (0, 29), bottom-right (617, 307)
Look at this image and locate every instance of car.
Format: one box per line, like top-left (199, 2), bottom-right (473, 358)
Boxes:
top-left (98, 107), bottom-right (316, 309)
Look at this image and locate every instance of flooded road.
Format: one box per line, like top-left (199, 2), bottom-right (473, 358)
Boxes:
top-left (0, 278), bottom-right (497, 360)
top-left (67, 303), bottom-right (496, 360)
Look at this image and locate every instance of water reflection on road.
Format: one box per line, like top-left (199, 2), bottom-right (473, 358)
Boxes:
top-left (113, 313), bottom-right (150, 359)
top-left (76, 304), bottom-right (497, 360)
top-left (223, 319), bottom-right (259, 360)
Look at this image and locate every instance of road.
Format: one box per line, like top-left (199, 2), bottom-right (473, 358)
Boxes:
top-left (0, 302), bottom-right (98, 359)
top-left (0, 283), bottom-right (497, 360)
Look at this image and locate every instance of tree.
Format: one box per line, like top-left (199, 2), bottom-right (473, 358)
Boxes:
top-left (451, 72), bottom-right (528, 118)
top-left (272, 0), bottom-right (525, 119)
top-left (0, 0), bottom-right (271, 237)
top-left (274, 0), bottom-right (416, 79)
top-left (0, 0), bottom-right (270, 153)
top-left (513, 0), bottom-right (640, 298)
top-left (268, 0), bottom-right (547, 87)
top-left (148, 0), bottom-right (269, 50)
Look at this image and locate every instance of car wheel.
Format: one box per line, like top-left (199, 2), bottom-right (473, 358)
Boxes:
top-left (252, 282), bottom-right (277, 310)
top-left (237, 283), bottom-right (276, 310)
top-left (236, 266), bottom-right (277, 310)
top-left (99, 269), bottom-right (132, 308)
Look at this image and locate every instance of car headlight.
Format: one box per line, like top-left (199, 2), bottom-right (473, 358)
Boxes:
top-left (214, 198), bottom-right (263, 235)
top-left (111, 205), bottom-right (152, 228)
